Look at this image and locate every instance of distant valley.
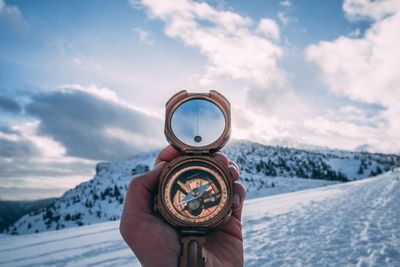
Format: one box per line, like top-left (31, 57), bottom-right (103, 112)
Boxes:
top-left (0, 198), bottom-right (57, 232)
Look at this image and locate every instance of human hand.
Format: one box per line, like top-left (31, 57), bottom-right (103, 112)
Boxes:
top-left (120, 145), bottom-right (246, 267)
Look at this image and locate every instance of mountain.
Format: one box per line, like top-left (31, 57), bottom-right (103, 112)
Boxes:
top-left (1, 170), bottom-right (399, 266)
top-left (5, 141), bottom-right (400, 235)
top-left (0, 198), bottom-right (57, 232)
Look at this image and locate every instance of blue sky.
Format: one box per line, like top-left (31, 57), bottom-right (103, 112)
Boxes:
top-left (1, 0), bottom-right (399, 200)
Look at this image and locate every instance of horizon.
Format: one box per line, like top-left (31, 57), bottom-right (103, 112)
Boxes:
top-left (1, 138), bottom-right (398, 201)
top-left (1, 0), bottom-right (400, 200)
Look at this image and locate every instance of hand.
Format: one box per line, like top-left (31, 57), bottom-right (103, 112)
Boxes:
top-left (120, 145), bottom-right (246, 267)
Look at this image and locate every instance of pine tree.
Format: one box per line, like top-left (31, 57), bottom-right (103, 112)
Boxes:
top-left (114, 185), bottom-right (121, 198)
top-left (357, 165), bottom-right (364, 175)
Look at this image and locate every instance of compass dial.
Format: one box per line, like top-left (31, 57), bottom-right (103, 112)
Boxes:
top-left (163, 163), bottom-right (229, 224)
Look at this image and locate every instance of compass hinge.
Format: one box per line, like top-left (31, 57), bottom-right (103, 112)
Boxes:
top-left (185, 150), bottom-right (210, 156)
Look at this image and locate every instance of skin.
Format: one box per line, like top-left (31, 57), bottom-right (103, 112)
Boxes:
top-left (120, 145), bottom-right (246, 267)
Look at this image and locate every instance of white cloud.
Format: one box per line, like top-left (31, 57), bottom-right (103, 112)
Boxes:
top-left (278, 11), bottom-right (289, 26)
top-left (347, 28), bottom-right (361, 37)
top-left (343, 0), bottom-right (400, 21)
top-left (0, 0), bottom-right (20, 17)
top-left (26, 84), bottom-right (164, 160)
top-left (306, 11), bottom-right (400, 108)
top-left (305, 0), bottom-right (400, 153)
top-left (0, 0), bottom-right (27, 29)
top-left (303, 106), bottom-right (387, 149)
top-left (58, 84), bottom-right (120, 103)
top-left (0, 84), bottom-right (166, 199)
top-left (0, 119), bottom-right (95, 199)
top-left (133, 27), bottom-right (154, 44)
top-left (0, 120), bottom-right (65, 158)
top-left (11, 121), bottom-right (66, 158)
top-left (256, 18), bottom-right (280, 41)
top-left (71, 57), bottom-right (102, 70)
top-left (232, 105), bottom-right (294, 144)
top-left (280, 0), bottom-right (291, 8)
top-left (134, 0), bottom-right (283, 87)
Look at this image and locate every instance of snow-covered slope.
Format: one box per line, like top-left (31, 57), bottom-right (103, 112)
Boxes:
top-left (6, 141), bottom-right (400, 235)
top-left (1, 170), bottom-right (399, 266)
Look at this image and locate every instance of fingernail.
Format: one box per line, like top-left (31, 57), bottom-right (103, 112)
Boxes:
top-left (233, 193), bottom-right (240, 205)
top-left (231, 161), bottom-right (240, 172)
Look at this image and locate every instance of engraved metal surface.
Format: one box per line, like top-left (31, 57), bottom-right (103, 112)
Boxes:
top-left (164, 165), bottom-right (228, 224)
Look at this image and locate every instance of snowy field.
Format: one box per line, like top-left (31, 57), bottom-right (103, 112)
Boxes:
top-left (1, 170), bottom-right (399, 266)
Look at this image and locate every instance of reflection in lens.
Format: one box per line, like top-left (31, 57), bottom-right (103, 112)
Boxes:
top-left (171, 99), bottom-right (225, 147)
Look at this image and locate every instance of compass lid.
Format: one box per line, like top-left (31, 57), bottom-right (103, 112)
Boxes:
top-left (164, 90), bottom-right (231, 154)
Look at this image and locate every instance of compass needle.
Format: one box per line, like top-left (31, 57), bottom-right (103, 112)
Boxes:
top-left (177, 180), bottom-right (190, 194)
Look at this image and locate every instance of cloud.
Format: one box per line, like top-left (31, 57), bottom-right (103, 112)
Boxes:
top-left (232, 104), bottom-right (295, 145)
top-left (343, 0), bottom-right (400, 21)
top-left (277, 11), bottom-right (289, 26)
top-left (0, 0), bottom-right (20, 17)
top-left (280, 0), bottom-right (291, 8)
top-left (302, 106), bottom-right (388, 150)
top-left (0, 121), bottom-right (65, 158)
top-left (0, 95), bottom-right (21, 113)
top-left (0, 120), bottom-right (95, 200)
top-left (306, 3), bottom-right (400, 109)
top-left (0, 85), bottom-right (166, 199)
top-left (246, 80), bottom-right (307, 120)
top-left (305, 0), bottom-right (400, 153)
top-left (0, 0), bottom-right (27, 30)
top-left (256, 19), bottom-right (280, 41)
top-left (0, 155), bottom-right (96, 200)
top-left (133, 27), bottom-right (154, 45)
top-left (0, 132), bottom-right (39, 158)
top-left (25, 85), bottom-right (164, 161)
top-left (134, 0), bottom-right (283, 87)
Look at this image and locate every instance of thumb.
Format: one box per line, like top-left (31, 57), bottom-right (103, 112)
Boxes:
top-left (125, 161), bottom-right (167, 214)
top-left (134, 161), bottom-right (168, 194)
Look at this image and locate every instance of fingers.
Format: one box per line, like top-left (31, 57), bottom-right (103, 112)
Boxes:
top-left (213, 152), bottom-right (229, 166)
top-left (154, 145), bottom-right (181, 166)
top-left (232, 182), bottom-right (246, 221)
top-left (125, 161), bottom-right (167, 214)
top-left (228, 165), bottom-right (240, 181)
top-left (215, 182), bottom-right (246, 242)
top-left (213, 152), bottom-right (240, 182)
top-left (136, 161), bottom-right (167, 193)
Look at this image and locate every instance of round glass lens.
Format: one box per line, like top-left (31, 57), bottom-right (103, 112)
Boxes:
top-left (171, 99), bottom-right (226, 147)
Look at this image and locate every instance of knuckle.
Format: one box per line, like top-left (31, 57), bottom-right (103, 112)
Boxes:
top-left (128, 177), bottom-right (140, 191)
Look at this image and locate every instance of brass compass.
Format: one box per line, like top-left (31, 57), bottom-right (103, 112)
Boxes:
top-left (157, 90), bottom-right (233, 267)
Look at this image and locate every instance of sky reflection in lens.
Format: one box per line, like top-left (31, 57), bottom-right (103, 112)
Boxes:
top-left (171, 99), bottom-right (226, 147)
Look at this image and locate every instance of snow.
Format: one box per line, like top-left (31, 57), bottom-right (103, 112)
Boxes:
top-left (244, 170), bottom-right (400, 266)
top-left (243, 174), bottom-right (339, 200)
top-left (1, 170), bottom-right (399, 266)
top-left (0, 221), bottom-right (138, 266)
top-left (13, 140), bottom-right (400, 235)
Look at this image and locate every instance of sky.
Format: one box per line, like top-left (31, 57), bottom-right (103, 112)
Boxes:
top-left (1, 0), bottom-right (400, 200)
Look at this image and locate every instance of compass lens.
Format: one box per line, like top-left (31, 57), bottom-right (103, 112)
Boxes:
top-left (171, 99), bottom-right (226, 147)
top-left (163, 163), bottom-right (229, 224)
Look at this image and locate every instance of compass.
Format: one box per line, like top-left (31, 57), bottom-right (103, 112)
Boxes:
top-left (159, 157), bottom-right (232, 227)
top-left (156, 90), bottom-right (233, 267)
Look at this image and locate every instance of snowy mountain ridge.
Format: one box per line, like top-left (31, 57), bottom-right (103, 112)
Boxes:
top-left (1, 170), bottom-right (399, 266)
top-left (6, 140), bottom-right (400, 235)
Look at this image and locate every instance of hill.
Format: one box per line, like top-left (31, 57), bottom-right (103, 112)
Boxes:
top-left (5, 141), bottom-right (400, 235)
top-left (0, 198), bottom-right (56, 232)
top-left (0, 170), bottom-right (399, 266)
